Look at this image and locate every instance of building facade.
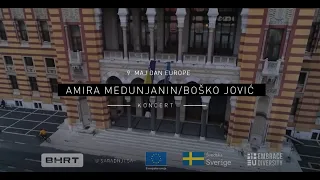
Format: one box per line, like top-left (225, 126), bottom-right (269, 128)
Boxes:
top-left (0, 8), bottom-right (319, 151)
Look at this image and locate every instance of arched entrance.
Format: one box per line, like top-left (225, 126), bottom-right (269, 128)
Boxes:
top-left (106, 76), bottom-right (125, 121)
top-left (158, 80), bottom-right (175, 120)
top-left (208, 96), bottom-right (228, 125)
top-left (78, 96), bottom-right (91, 128)
top-left (250, 96), bottom-right (270, 148)
top-left (131, 78), bottom-right (144, 116)
top-left (185, 82), bottom-right (202, 122)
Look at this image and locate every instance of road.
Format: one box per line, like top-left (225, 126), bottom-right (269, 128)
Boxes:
top-left (0, 133), bottom-right (195, 172)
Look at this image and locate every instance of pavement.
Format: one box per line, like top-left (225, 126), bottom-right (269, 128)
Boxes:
top-left (0, 107), bottom-right (194, 172)
top-left (293, 139), bottom-right (320, 172)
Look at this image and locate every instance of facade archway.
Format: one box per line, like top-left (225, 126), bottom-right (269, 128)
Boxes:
top-left (78, 96), bottom-right (91, 128)
top-left (185, 81), bottom-right (202, 122)
top-left (131, 78), bottom-right (144, 117)
top-left (208, 96), bottom-right (228, 125)
top-left (106, 76), bottom-right (124, 120)
top-left (157, 79), bottom-right (175, 120)
top-left (250, 96), bottom-right (270, 146)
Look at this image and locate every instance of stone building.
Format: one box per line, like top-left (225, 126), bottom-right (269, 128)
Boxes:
top-left (0, 8), bottom-right (319, 151)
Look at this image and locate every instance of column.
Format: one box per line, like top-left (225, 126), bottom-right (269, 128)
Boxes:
top-left (149, 96), bottom-right (156, 134)
top-left (136, 96), bottom-right (142, 116)
top-left (156, 8), bottom-right (164, 52)
top-left (174, 96), bottom-right (182, 137)
top-left (200, 96), bottom-right (211, 140)
top-left (116, 96), bottom-right (123, 112)
top-left (118, 8), bottom-right (129, 60)
top-left (180, 96), bottom-right (186, 122)
top-left (132, 8), bottom-right (141, 52)
top-left (206, 8), bottom-right (218, 64)
top-left (157, 96), bottom-right (164, 119)
top-left (176, 8), bottom-right (186, 63)
top-left (125, 96), bottom-right (132, 131)
top-left (235, 8), bottom-right (249, 55)
top-left (146, 8), bottom-right (156, 60)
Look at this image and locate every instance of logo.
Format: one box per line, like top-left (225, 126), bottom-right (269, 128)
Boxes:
top-left (41, 153), bottom-right (84, 167)
top-left (145, 152), bottom-right (167, 166)
top-left (247, 153), bottom-right (283, 166)
top-left (182, 152), bottom-right (205, 166)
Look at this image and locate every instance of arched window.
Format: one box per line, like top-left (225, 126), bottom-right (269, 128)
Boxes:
top-left (214, 8), bottom-right (239, 56)
top-left (188, 8), bottom-right (209, 54)
top-left (118, 8), bottom-right (134, 51)
top-left (164, 8), bottom-right (178, 53)
top-left (141, 8), bottom-right (150, 52)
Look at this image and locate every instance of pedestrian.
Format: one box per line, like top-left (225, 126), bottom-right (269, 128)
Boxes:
top-left (0, 99), bottom-right (5, 109)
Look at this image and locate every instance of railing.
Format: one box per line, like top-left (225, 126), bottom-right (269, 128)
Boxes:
top-left (69, 50), bottom-right (82, 66)
top-left (26, 66), bottom-right (35, 73)
top-left (46, 67), bottom-right (56, 74)
top-left (102, 51), bottom-right (237, 68)
top-left (262, 58), bottom-right (281, 76)
top-left (5, 65), bottom-right (15, 72)
top-left (183, 54), bottom-right (206, 65)
top-left (296, 84), bottom-right (305, 93)
top-left (211, 56), bottom-right (237, 67)
top-left (103, 50), bottom-right (123, 60)
top-left (155, 53), bottom-right (177, 62)
top-left (128, 52), bottom-right (149, 62)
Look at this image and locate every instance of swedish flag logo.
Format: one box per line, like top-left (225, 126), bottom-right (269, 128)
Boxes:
top-left (182, 152), bottom-right (205, 166)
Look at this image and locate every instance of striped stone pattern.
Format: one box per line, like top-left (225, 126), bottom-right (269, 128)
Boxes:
top-left (0, 8), bottom-right (60, 104)
top-left (227, 9), bottom-right (266, 145)
top-left (48, 8), bottom-right (78, 123)
top-left (80, 8), bottom-right (110, 129)
top-left (267, 8), bottom-right (316, 151)
top-left (294, 9), bottom-right (320, 131)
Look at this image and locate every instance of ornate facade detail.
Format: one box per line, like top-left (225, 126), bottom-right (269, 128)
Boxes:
top-left (10, 8), bottom-right (25, 19)
top-left (267, 8), bottom-right (295, 25)
top-left (33, 8), bottom-right (48, 20)
top-left (0, 9), bottom-right (3, 19)
top-left (241, 8), bottom-right (249, 33)
top-left (62, 8), bottom-right (80, 23)
top-left (94, 8), bottom-right (102, 30)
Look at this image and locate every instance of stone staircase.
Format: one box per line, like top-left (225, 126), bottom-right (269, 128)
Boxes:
top-left (91, 128), bottom-right (278, 172)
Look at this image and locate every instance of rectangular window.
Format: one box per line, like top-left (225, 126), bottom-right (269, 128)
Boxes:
top-left (306, 22), bottom-right (320, 54)
top-left (16, 20), bottom-right (28, 41)
top-left (34, 102), bottom-right (42, 109)
top-left (290, 98), bottom-right (300, 115)
top-left (38, 20), bottom-right (50, 42)
top-left (14, 100), bottom-right (23, 107)
top-left (264, 28), bottom-right (284, 61)
top-left (54, 104), bottom-right (62, 111)
top-left (49, 78), bottom-right (58, 93)
top-left (9, 75), bottom-right (19, 89)
top-left (24, 57), bottom-right (34, 66)
top-left (29, 77), bottom-right (38, 91)
top-left (0, 20), bottom-right (7, 40)
top-left (45, 58), bottom-right (55, 67)
top-left (68, 25), bottom-right (82, 51)
top-left (4, 56), bottom-right (13, 65)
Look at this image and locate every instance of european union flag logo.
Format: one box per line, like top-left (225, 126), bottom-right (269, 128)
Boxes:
top-left (145, 152), bottom-right (167, 166)
top-left (182, 152), bottom-right (205, 166)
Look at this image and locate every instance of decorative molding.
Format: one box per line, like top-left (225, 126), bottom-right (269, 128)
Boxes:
top-left (94, 8), bottom-right (102, 30)
top-left (240, 8), bottom-right (249, 33)
top-left (61, 8), bottom-right (80, 23)
top-left (118, 8), bottom-right (128, 27)
top-left (207, 8), bottom-right (218, 29)
top-left (176, 8), bottom-right (186, 28)
top-left (33, 8), bottom-right (48, 20)
top-left (267, 8), bottom-right (295, 25)
top-left (10, 8), bottom-right (25, 19)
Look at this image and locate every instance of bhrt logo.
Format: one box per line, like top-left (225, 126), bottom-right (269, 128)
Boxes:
top-left (41, 153), bottom-right (84, 167)
top-left (247, 153), bottom-right (283, 166)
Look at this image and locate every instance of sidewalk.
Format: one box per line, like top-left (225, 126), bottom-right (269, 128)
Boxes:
top-left (41, 123), bottom-right (302, 172)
